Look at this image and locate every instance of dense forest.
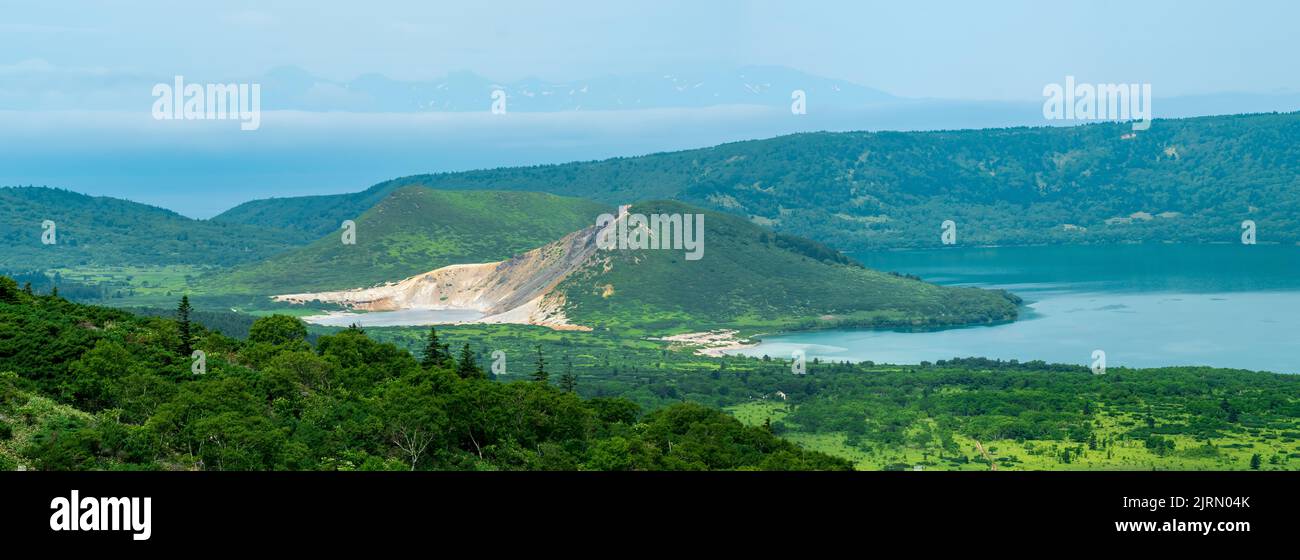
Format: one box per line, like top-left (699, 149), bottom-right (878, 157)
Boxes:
top-left (0, 276), bottom-right (848, 471)
top-left (0, 187), bottom-right (307, 270)
top-left (4, 274), bottom-right (1297, 471)
top-left (214, 112), bottom-right (1300, 250)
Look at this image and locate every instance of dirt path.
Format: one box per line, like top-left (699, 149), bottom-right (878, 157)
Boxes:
top-left (974, 440), bottom-right (998, 471)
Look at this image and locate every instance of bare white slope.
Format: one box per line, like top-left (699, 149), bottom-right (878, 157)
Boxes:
top-left (273, 225), bottom-right (602, 330)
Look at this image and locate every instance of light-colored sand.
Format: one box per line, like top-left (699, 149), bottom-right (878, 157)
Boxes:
top-left (653, 329), bottom-right (757, 356)
top-left (273, 226), bottom-right (601, 330)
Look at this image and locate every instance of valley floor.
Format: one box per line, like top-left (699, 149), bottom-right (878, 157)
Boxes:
top-left (727, 402), bottom-right (1298, 471)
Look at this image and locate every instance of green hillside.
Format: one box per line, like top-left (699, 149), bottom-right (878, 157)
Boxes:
top-left (210, 112), bottom-right (1300, 250)
top-left (0, 279), bottom-right (850, 471)
top-left (209, 188), bottom-right (611, 293)
top-left (0, 187), bottom-right (307, 270)
top-left (6, 277), bottom-right (1294, 472)
top-left (213, 185), bottom-right (399, 240)
top-left (556, 200), bottom-right (1021, 333)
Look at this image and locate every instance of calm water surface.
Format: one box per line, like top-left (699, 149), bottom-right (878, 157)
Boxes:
top-left (728, 245), bottom-right (1300, 373)
top-left (304, 308), bottom-right (484, 327)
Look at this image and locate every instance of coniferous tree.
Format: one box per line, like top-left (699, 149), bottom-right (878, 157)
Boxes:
top-left (176, 295), bottom-right (194, 357)
top-left (531, 345), bottom-right (548, 383)
top-left (456, 343), bottom-right (484, 379)
top-left (558, 356), bottom-right (577, 392)
top-left (22, 282), bottom-right (32, 295)
top-left (421, 327), bottom-right (449, 368)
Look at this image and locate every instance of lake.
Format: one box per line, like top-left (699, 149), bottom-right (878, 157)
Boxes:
top-left (303, 308), bottom-right (484, 327)
top-left (727, 244), bottom-right (1300, 373)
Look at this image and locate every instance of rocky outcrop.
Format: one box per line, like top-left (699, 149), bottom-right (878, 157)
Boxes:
top-left (273, 224), bottom-right (603, 329)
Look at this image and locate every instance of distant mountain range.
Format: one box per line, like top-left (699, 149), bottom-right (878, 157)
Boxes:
top-left (5, 111), bottom-right (1297, 280)
top-left (212, 112), bottom-right (1300, 250)
top-left (0, 63), bottom-right (894, 112)
top-left (258, 65), bottom-right (896, 112)
top-left (4, 61), bottom-right (1298, 118)
top-left (14, 112), bottom-right (1300, 333)
top-left (8, 64), bottom-right (1300, 219)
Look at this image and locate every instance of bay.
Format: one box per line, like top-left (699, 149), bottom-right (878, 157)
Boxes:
top-left (728, 244), bottom-right (1300, 373)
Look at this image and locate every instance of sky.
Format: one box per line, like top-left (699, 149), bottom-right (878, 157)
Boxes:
top-left (5, 0), bottom-right (1298, 99)
top-left (2, 0), bottom-right (1298, 217)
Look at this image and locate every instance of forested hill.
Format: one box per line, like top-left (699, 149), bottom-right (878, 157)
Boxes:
top-left (557, 200), bottom-right (1022, 332)
top-left (0, 187), bottom-right (309, 269)
top-left (0, 276), bottom-right (851, 471)
top-left (214, 112), bottom-right (1300, 249)
top-left (209, 188), bottom-right (611, 293)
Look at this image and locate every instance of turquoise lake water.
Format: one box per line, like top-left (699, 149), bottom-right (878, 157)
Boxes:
top-left (728, 245), bottom-right (1300, 373)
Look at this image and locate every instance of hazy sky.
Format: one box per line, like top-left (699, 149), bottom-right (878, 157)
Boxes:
top-left (3, 0), bottom-right (1298, 100)
top-left (3, 0), bottom-right (1299, 217)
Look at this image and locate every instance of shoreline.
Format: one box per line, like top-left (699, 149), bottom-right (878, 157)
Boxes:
top-left (653, 329), bottom-right (760, 357)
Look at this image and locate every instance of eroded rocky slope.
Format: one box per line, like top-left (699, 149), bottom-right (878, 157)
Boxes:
top-left (273, 224), bottom-right (603, 329)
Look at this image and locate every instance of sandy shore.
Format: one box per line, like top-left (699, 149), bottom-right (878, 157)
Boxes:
top-left (653, 329), bottom-right (758, 357)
